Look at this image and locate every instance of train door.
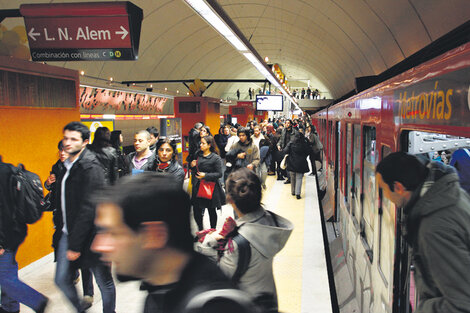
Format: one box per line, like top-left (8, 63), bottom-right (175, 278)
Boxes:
top-left (351, 124), bottom-right (361, 226)
top-left (345, 123), bottom-right (352, 212)
top-left (361, 126), bottom-right (376, 260)
top-left (335, 121), bottom-right (341, 221)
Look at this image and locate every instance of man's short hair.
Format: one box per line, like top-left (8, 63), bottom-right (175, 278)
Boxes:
top-left (63, 121), bottom-right (90, 141)
top-left (146, 126), bottom-right (159, 138)
top-left (135, 130), bottom-right (151, 140)
top-left (376, 152), bottom-right (428, 191)
top-left (194, 122), bottom-right (204, 130)
top-left (98, 173), bottom-right (193, 252)
top-left (237, 127), bottom-right (251, 137)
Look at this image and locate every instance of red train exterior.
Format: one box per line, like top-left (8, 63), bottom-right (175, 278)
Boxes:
top-left (312, 43), bottom-right (470, 312)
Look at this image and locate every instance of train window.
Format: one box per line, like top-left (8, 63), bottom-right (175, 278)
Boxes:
top-left (378, 145), bottom-right (394, 286)
top-left (179, 101), bottom-right (201, 113)
top-left (351, 124), bottom-right (361, 224)
top-left (328, 121), bottom-right (334, 163)
top-left (361, 126), bottom-right (376, 257)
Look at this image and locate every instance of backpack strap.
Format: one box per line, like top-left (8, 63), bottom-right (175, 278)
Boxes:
top-left (231, 233), bottom-right (251, 285)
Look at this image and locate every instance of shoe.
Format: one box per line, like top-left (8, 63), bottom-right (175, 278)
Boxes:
top-left (309, 172), bottom-right (315, 176)
top-left (262, 184), bottom-right (266, 190)
top-left (291, 193), bottom-right (295, 196)
top-left (36, 297), bottom-right (49, 313)
top-left (267, 171), bottom-right (275, 176)
top-left (296, 195), bottom-right (301, 199)
top-left (284, 180), bottom-right (291, 184)
top-left (80, 296), bottom-right (94, 311)
top-left (276, 177), bottom-right (283, 181)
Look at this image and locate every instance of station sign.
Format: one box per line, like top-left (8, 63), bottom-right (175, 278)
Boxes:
top-left (20, 2), bottom-right (143, 61)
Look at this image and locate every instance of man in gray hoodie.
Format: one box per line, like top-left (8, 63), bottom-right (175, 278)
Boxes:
top-left (376, 152), bottom-right (470, 313)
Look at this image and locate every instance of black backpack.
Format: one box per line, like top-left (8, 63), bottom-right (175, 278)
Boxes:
top-left (9, 163), bottom-right (44, 224)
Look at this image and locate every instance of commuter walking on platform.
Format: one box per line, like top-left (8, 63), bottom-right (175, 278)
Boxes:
top-left (87, 127), bottom-right (119, 185)
top-left (54, 122), bottom-right (116, 313)
top-left (92, 173), bottom-right (254, 313)
top-left (152, 138), bottom-right (185, 188)
top-left (197, 168), bottom-right (293, 313)
top-left (110, 130), bottom-right (129, 178)
top-left (44, 141), bottom-right (94, 309)
top-left (278, 120), bottom-right (298, 184)
top-left (127, 130), bottom-right (156, 174)
top-left (146, 126), bottom-right (159, 152)
top-left (0, 160), bottom-right (49, 313)
top-left (226, 127), bottom-right (260, 172)
top-left (283, 132), bottom-right (312, 199)
top-left (190, 136), bottom-right (226, 230)
top-left (376, 152), bottom-right (470, 313)
top-left (305, 125), bottom-right (323, 174)
top-left (186, 122), bottom-right (203, 164)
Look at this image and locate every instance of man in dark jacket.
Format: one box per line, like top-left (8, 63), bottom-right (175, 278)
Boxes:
top-left (376, 152), bottom-right (470, 313)
top-left (186, 122), bottom-right (203, 163)
top-left (55, 122), bottom-right (116, 313)
top-left (277, 120), bottom-right (297, 184)
top-left (0, 161), bottom-right (49, 313)
top-left (92, 173), bottom-right (253, 313)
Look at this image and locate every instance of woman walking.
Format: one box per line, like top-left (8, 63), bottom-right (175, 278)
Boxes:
top-left (283, 132), bottom-right (312, 199)
top-left (190, 135), bottom-right (226, 230)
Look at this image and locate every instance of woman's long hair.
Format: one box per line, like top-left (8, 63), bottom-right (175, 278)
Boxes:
top-left (201, 135), bottom-right (219, 155)
top-left (92, 127), bottom-right (111, 148)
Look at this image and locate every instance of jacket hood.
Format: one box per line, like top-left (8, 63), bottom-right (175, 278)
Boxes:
top-left (237, 208), bottom-right (293, 258)
top-left (408, 161), bottom-right (461, 220)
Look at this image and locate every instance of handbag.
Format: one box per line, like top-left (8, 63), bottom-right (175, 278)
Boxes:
top-left (280, 154), bottom-right (288, 170)
top-left (197, 180), bottom-right (216, 199)
top-left (195, 159), bottom-right (216, 199)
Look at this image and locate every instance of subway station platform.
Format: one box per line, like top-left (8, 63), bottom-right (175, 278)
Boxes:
top-left (16, 173), bottom-right (332, 313)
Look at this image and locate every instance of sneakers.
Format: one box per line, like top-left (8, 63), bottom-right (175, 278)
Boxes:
top-left (81, 295), bottom-right (94, 311)
top-left (296, 195), bottom-right (301, 199)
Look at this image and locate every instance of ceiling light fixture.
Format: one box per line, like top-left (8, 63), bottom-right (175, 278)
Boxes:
top-left (183, 0), bottom-right (299, 110)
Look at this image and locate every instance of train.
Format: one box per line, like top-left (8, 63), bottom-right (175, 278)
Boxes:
top-left (311, 40), bottom-right (470, 312)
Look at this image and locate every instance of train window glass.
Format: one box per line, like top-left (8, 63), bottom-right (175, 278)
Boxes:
top-left (361, 126), bottom-right (376, 253)
top-left (378, 145), bottom-right (394, 286)
top-left (352, 124), bottom-right (361, 223)
top-left (179, 101), bottom-right (201, 113)
top-left (345, 123), bottom-right (352, 211)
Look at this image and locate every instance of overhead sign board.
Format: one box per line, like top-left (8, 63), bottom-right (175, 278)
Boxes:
top-left (20, 2), bottom-right (143, 61)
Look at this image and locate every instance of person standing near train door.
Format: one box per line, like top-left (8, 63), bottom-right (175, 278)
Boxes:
top-left (376, 152), bottom-right (470, 313)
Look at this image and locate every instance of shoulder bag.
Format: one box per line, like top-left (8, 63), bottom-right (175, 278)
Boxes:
top-left (196, 159), bottom-right (216, 199)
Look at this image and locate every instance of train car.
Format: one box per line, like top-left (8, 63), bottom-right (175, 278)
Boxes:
top-left (312, 42), bottom-right (470, 312)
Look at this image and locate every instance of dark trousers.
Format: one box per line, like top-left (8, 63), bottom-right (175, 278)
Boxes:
top-left (193, 205), bottom-right (218, 230)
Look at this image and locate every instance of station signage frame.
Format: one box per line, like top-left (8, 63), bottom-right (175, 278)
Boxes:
top-left (20, 1), bottom-right (143, 61)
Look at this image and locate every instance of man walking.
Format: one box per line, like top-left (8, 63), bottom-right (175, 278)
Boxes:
top-left (376, 152), bottom-right (470, 313)
top-left (54, 121), bottom-right (116, 313)
top-left (0, 162), bottom-right (48, 313)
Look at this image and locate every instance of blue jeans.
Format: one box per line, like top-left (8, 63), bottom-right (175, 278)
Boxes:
top-left (55, 234), bottom-right (116, 313)
top-left (0, 249), bottom-right (46, 312)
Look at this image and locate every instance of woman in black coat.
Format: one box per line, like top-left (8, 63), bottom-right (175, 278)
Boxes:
top-left (283, 132), bottom-right (312, 199)
top-left (152, 138), bottom-right (185, 188)
top-left (190, 135), bottom-right (226, 230)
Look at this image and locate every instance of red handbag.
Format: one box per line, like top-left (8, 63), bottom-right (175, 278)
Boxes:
top-left (197, 180), bottom-right (216, 199)
top-left (195, 159), bottom-right (216, 199)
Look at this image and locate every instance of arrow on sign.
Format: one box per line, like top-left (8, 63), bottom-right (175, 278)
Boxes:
top-left (28, 28), bottom-right (40, 41)
top-left (115, 26), bottom-right (128, 40)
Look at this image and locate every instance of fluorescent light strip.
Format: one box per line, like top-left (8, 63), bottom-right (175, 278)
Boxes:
top-left (185, 0), bottom-right (300, 111)
top-left (185, 0), bottom-right (247, 51)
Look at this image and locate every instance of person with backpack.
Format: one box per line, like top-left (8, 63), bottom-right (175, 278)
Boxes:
top-left (0, 158), bottom-right (49, 313)
top-left (197, 168), bottom-right (293, 313)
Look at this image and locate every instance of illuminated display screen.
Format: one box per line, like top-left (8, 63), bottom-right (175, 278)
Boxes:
top-left (256, 95), bottom-right (283, 111)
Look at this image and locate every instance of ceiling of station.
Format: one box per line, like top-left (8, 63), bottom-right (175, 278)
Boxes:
top-left (1, 0), bottom-right (469, 102)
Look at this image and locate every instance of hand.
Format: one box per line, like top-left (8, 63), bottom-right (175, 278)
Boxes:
top-left (237, 152), bottom-right (246, 159)
top-left (46, 174), bottom-right (56, 186)
top-left (190, 160), bottom-right (197, 167)
top-left (196, 172), bottom-right (206, 179)
top-left (277, 146), bottom-right (281, 151)
top-left (66, 250), bottom-right (81, 261)
top-left (247, 164), bottom-right (254, 170)
top-left (0, 248), bottom-right (4, 256)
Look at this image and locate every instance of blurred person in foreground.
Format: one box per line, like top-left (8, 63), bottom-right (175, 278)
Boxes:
top-left (92, 173), bottom-right (256, 313)
top-left (376, 152), bottom-right (470, 313)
